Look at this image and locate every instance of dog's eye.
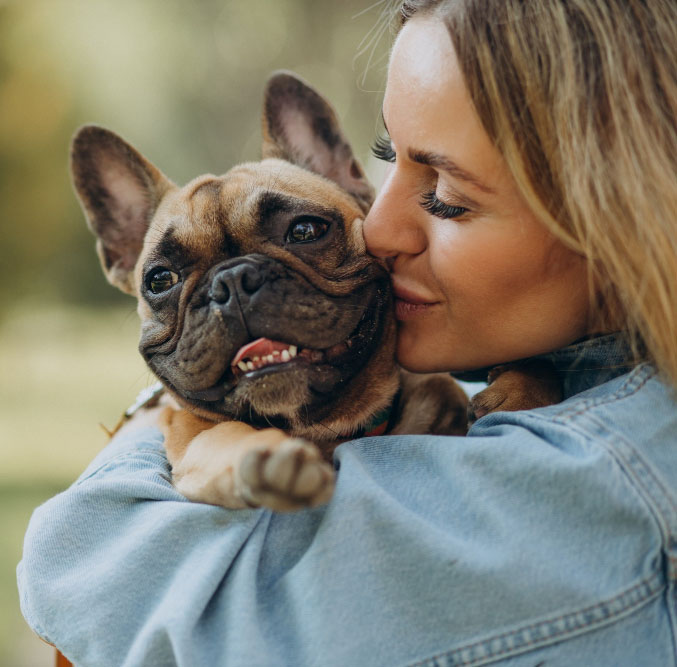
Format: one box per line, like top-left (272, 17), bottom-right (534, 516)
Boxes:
top-left (146, 268), bottom-right (179, 294)
top-left (286, 217), bottom-right (329, 244)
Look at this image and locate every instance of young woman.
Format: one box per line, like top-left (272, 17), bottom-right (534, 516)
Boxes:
top-left (19, 1), bottom-right (677, 665)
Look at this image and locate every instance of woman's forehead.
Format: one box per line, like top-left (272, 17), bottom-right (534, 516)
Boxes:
top-left (384, 17), bottom-right (507, 193)
top-left (388, 16), bottom-right (457, 94)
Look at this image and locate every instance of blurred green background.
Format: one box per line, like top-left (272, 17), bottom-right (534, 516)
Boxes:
top-left (0, 0), bottom-right (392, 663)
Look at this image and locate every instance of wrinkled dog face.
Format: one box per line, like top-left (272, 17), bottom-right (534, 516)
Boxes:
top-left (137, 162), bottom-right (392, 428)
top-left (71, 73), bottom-right (398, 438)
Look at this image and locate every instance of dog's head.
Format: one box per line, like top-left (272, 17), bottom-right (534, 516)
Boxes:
top-left (71, 72), bottom-right (398, 439)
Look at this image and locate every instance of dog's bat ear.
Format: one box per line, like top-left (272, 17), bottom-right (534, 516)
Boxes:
top-left (70, 126), bottom-right (174, 295)
top-left (262, 71), bottom-right (374, 213)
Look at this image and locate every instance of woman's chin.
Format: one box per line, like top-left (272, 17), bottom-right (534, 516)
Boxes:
top-left (395, 334), bottom-right (457, 374)
top-left (395, 330), bottom-right (491, 374)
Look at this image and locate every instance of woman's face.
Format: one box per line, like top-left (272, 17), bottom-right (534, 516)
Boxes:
top-left (363, 17), bottom-right (593, 373)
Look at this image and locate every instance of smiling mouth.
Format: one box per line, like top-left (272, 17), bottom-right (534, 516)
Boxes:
top-left (391, 281), bottom-right (439, 316)
top-left (394, 298), bottom-right (437, 320)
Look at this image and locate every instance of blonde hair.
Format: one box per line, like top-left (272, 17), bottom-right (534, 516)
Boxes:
top-left (400, 0), bottom-right (677, 387)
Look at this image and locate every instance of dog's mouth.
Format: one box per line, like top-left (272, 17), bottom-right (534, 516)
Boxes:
top-left (230, 336), bottom-right (353, 377)
top-left (179, 300), bottom-right (382, 407)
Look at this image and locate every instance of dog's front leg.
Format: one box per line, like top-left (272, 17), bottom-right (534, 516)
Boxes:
top-left (159, 409), bottom-right (335, 511)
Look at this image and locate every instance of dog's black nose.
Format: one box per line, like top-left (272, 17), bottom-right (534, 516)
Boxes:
top-left (210, 260), bottom-right (265, 305)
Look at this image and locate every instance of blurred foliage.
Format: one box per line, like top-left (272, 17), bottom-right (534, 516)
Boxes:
top-left (0, 0), bottom-right (394, 315)
top-left (1, 305), bottom-right (150, 665)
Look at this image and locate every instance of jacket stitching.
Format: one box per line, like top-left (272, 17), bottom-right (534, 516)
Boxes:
top-left (411, 364), bottom-right (670, 667)
top-left (516, 364), bottom-right (677, 531)
top-left (533, 365), bottom-right (677, 584)
top-left (540, 395), bottom-right (677, 525)
top-left (584, 413), bottom-right (677, 587)
top-left (535, 368), bottom-right (677, 567)
top-left (548, 363), bottom-right (655, 423)
top-left (407, 573), bottom-right (664, 667)
top-left (583, 410), bottom-right (677, 517)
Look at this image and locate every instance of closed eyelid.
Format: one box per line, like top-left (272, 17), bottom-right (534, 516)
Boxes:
top-left (435, 184), bottom-right (482, 211)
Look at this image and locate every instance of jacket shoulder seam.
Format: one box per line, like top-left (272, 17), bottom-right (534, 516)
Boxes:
top-left (550, 363), bottom-right (656, 423)
top-left (75, 448), bottom-right (169, 486)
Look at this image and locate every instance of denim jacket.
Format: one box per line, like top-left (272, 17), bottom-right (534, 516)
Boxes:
top-left (18, 334), bottom-right (677, 666)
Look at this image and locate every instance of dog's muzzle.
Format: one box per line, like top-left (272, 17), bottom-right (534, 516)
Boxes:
top-left (208, 256), bottom-right (267, 313)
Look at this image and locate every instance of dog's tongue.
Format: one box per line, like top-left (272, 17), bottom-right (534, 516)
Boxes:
top-left (231, 338), bottom-right (291, 366)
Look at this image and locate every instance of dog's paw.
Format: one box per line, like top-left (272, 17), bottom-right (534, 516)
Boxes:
top-left (467, 383), bottom-right (508, 425)
top-left (238, 438), bottom-right (335, 512)
top-left (467, 360), bottom-right (562, 426)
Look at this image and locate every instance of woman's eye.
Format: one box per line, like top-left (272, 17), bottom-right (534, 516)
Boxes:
top-left (286, 217), bottom-right (329, 244)
top-left (146, 268), bottom-right (179, 294)
top-left (370, 134), bottom-right (396, 163)
top-left (419, 190), bottom-right (468, 220)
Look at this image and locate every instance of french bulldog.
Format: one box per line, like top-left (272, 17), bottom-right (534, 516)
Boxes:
top-left (71, 72), bottom-right (561, 512)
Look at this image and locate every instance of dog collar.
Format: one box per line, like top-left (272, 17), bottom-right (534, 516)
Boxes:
top-left (107, 383), bottom-right (398, 440)
top-left (356, 389), bottom-right (401, 438)
top-left (361, 406), bottom-right (392, 437)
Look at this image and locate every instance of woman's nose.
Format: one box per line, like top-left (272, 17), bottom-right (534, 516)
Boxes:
top-left (363, 167), bottom-right (426, 259)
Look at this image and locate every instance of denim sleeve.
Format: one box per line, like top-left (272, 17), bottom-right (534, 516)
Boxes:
top-left (17, 378), bottom-right (677, 666)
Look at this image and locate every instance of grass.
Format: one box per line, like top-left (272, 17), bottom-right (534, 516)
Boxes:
top-left (1, 304), bottom-right (152, 665)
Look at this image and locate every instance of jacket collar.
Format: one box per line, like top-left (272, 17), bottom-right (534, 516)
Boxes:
top-left (536, 332), bottom-right (640, 398)
top-left (453, 333), bottom-right (641, 399)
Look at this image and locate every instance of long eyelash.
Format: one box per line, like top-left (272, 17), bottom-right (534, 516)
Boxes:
top-left (370, 134), bottom-right (396, 163)
top-left (419, 190), bottom-right (468, 219)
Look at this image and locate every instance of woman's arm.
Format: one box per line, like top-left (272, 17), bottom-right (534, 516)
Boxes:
top-left (18, 372), bottom-right (675, 666)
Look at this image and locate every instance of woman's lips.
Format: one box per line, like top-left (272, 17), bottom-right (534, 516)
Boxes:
top-left (392, 282), bottom-right (438, 320)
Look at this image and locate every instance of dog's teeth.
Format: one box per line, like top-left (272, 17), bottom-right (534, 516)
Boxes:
top-left (267, 354), bottom-right (275, 363)
top-left (237, 361), bottom-right (248, 372)
top-left (246, 361), bottom-right (255, 370)
top-left (253, 356), bottom-right (260, 362)
top-left (281, 349), bottom-right (291, 362)
top-left (273, 350), bottom-right (280, 356)
top-left (289, 345), bottom-right (297, 357)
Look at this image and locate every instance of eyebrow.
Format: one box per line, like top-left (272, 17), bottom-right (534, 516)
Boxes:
top-left (380, 114), bottom-right (496, 196)
top-left (407, 149), bottom-right (496, 195)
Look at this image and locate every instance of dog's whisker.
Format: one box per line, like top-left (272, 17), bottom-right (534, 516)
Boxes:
top-left (314, 422), bottom-right (340, 438)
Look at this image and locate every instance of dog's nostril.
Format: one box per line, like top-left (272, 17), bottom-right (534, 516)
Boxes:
top-left (241, 266), bottom-right (264, 294)
top-left (210, 262), bottom-right (264, 304)
top-left (210, 276), bottom-right (230, 304)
